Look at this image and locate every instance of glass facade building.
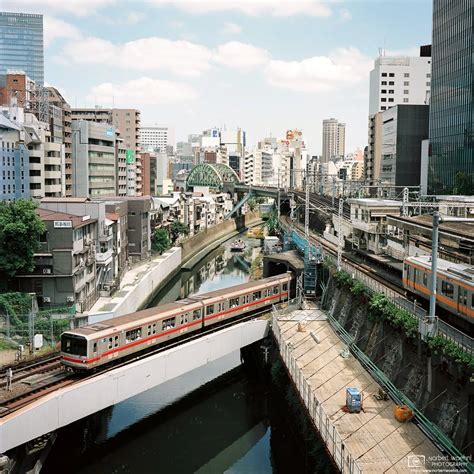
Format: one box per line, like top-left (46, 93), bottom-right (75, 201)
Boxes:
top-left (428, 0), bottom-right (473, 194)
top-left (0, 12), bottom-right (44, 85)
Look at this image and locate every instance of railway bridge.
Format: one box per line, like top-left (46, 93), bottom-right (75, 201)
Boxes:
top-left (0, 319), bottom-right (269, 461)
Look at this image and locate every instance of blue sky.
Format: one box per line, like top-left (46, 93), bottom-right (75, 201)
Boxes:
top-left (5, 0), bottom-right (433, 154)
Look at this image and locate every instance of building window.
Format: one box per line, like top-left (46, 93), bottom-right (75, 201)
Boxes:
top-left (403, 98), bottom-right (409, 103)
top-left (381, 81), bottom-right (387, 85)
top-left (404, 90), bottom-right (409, 94)
top-left (381, 106), bottom-right (387, 110)
top-left (381, 72), bottom-right (387, 77)
top-left (388, 90), bottom-right (394, 94)
top-left (426, 73), bottom-right (431, 78)
top-left (381, 98), bottom-right (387, 102)
top-left (388, 98), bottom-right (394, 102)
top-left (381, 89), bottom-right (387, 94)
top-left (404, 73), bottom-right (410, 77)
top-left (426, 82), bottom-right (431, 86)
top-left (389, 73), bottom-right (394, 77)
top-left (404, 81), bottom-right (409, 86)
top-left (389, 81), bottom-right (394, 85)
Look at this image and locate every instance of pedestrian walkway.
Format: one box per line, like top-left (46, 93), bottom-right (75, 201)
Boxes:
top-left (273, 307), bottom-right (445, 473)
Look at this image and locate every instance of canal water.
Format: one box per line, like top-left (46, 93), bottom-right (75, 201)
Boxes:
top-left (43, 234), bottom-right (333, 473)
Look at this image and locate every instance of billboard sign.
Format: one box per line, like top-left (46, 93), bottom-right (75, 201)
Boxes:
top-left (126, 149), bottom-right (135, 164)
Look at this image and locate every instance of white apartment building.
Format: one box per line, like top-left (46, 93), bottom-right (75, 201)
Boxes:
top-left (322, 118), bottom-right (345, 163)
top-left (140, 126), bottom-right (172, 152)
top-left (369, 54), bottom-right (431, 115)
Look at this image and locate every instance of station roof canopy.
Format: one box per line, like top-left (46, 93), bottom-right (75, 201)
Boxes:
top-left (186, 163), bottom-right (241, 191)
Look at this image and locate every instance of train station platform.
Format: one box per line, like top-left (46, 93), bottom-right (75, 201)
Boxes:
top-left (272, 306), bottom-right (444, 473)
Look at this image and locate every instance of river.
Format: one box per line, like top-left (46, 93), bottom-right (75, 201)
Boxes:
top-left (43, 234), bottom-right (332, 473)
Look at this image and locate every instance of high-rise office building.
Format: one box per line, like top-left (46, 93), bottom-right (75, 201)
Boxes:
top-left (0, 12), bottom-right (44, 85)
top-left (140, 126), bottom-right (171, 152)
top-left (366, 47), bottom-right (431, 184)
top-left (428, 0), bottom-right (473, 194)
top-left (322, 118), bottom-right (345, 163)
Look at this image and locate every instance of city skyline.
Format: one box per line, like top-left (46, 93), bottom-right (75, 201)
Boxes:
top-left (3, 0), bottom-right (433, 154)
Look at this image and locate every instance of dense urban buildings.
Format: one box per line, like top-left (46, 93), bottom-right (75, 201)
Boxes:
top-left (428, 0), bottom-right (474, 194)
top-left (0, 12), bottom-right (44, 85)
top-left (365, 47), bottom-right (432, 184)
top-left (322, 118), bottom-right (345, 163)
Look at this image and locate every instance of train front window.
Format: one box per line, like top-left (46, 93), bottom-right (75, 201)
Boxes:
top-left (61, 334), bottom-right (87, 356)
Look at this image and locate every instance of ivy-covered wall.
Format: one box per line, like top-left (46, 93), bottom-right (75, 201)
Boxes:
top-left (322, 268), bottom-right (473, 456)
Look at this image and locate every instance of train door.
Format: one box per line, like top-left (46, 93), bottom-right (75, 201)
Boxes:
top-left (458, 287), bottom-right (468, 316)
top-left (92, 340), bottom-right (98, 359)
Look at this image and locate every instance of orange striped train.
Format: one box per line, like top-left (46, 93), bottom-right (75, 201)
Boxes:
top-left (61, 273), bottom-right (293, 371)
top-left (403, 255), bottom-right (474, 323)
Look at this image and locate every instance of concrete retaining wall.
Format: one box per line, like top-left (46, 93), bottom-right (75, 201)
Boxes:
top-left (0, 319), bottom-right (269, 453)
top-left (88, 248), bottom-right (182, 325)
top-left (181, 211), bottom-right (261, 262)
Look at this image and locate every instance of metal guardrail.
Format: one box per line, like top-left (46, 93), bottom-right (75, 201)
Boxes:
top-left (282, 220), bottom-right (474, 355)
top-left (272, 313), bottom-right (363, 474)
top-left (272, 306), bottom-right (473, 473)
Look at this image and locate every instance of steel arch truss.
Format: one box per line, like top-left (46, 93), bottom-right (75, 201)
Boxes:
top-left (186, 163), bottom-right (241, 190)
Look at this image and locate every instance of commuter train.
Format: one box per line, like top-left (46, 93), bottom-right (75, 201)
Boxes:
top-left (61, 273), bottom-right (293, 370)
top-left (402, 255), bottom-right (474, 323)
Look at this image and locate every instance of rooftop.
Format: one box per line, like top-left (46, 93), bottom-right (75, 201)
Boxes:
top-left (37, 208), bottom-right (96, 228)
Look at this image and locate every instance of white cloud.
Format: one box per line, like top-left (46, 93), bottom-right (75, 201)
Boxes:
top-left (214, 42), bottom-right (270, 68)
top-left (384, 46), bottom-right (420, 57)
top-left (2, 0), bottom-right (114, 17)
top-left (339, 8), bottom-right (352, 22)
top-left (60, 37), bottom-right (213, 77)
top-left (44, 16), bottom-right (81, 48)
top-left (87, 77), bottom-right (198, 107)
top-left (265, 47), bottom-right (372, 92)
top-left (220, 22), bottom-right (242, 35)
top-left (157, 0), bottom-right (332, 17)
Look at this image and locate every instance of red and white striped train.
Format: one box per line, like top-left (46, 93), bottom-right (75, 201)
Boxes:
top-left (61, 273), bottom-right (293, 371)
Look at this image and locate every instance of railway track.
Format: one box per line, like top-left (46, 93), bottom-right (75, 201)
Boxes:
top-left (0, 309), bottom-right (272, 418)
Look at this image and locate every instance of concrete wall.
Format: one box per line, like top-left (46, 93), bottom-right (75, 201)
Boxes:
top-left (88, 247), bottom-right (181, 324)
top-left (180, 211), bottom-right (260, 262)
top-left (0, 320), bottom-right (269, 453)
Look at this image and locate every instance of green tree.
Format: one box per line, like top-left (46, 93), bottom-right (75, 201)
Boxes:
top-left (170, 221), bottom-right (189, 243)
top-left (453, 172), bottom-right (474, 196)
top-left (264, 210), bottom-right (280, 236)
top-left (0, 200), bottom-right (46, 277)
top-left (152, 228), bottom-right (171, 254)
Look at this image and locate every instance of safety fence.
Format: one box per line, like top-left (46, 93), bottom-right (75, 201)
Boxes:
top-left (272, 314), bottom-right (363, 474)
top-left (281, 219), bottom-right (473, 355)
top-left (272, 304), bottom-right (473, 473)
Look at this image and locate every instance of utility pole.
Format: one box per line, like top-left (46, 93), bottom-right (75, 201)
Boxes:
top-left (305, 183), bottom-right (310, 238)
top-left (337, 198), bottom-right (344, 271)
top-left (277, 170), bottom-right (281, 220)
top-left (428, 213), bottom-right (474, 324)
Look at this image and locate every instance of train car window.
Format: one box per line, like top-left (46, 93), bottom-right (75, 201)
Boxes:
top-left (273, 286), bottom-right (279, 295)
top-left (253, 291), bottom-right (262, 301)
top-left (283, 283), bottom-right (288, 291)
top-left (206, 305), bottom-right (214, 316)
top-left (245, 295), bottom-right (250, 303)
top-left (441, 281), bottom-right (454, 298)
top-left (61, 334), bottom-right (88, 356)
top-left (193, 309), bottom-right (201, 320)
top-left (114, 336), bottom-right (119, 347)
top-left (93, 342), bottom-right (97, 353)
top-left (152, 323), bottom-right (157, 334)
top-left (471, 294), bottom-right (474, 309)
top-left (126, 328), bottom-right (142, 343)
top-left (162, 317), bottom-right (176, 330)
top-left (423, 273), bottom-right (427, 286)
top-left (229, 298), bottom-right (239, 308)
top-left (147, 325), bottom-right (152, 336)
top-left (108, 337), bottom-right (113, 349)
top-left (218, 302), bottom-right (224, 312)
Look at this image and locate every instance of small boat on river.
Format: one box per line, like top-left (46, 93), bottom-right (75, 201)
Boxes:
top-left (230, 239), bottom-right (246, 252)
